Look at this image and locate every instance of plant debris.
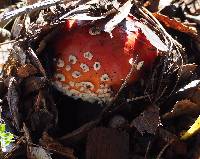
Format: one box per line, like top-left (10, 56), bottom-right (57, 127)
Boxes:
top-left (0, 0), bottom-right (200, 158)
top-left (131, 105), bottom-right (160, 135)
top-left (153, 12), bottom-right (199, 40)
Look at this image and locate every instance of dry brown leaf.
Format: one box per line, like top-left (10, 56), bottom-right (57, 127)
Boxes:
top-left (40, 132), bottom-right (76, 159)
top-left (191, 87), bottom-right (200, 105)
top-left (11, 17), bottom-right (25, 39)
top-left (27, 48), bottom-right (46, 76)
top-left (130, 105), bottom-right (160, 135)
top-left (180, 64), bottom-right (197, 80)
top-left (17, 64), bottom-right (38, 78)
top-left (179, 63), bottom-right (197, 80)
top-left (7, 77), bottom-right (21, 130)
top-left (162, 99), bottom-right (200, 119)
top-left (153, 12), bottom-right (198, 36)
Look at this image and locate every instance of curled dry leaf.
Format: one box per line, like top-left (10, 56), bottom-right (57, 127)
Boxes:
top-left (17, 64), bottom-right (38, 78)
top-left (7, 77), bottom-right (21, 130)
top-left (104, 0), bottom-right (132, 34)
top-left (27, 48), bottom-right (46, 76)
top-left (153, 13), bottom-right (198, 37)
top-left (11, 16), bottom-right (26, 39)
top-left (162, 99), bottom-right (200, 119)
top-left (130, 105), bottom-right (160, 135)
top-left (134, 20), bottom-right (168, 51)
top-left (40, 132), bottom-right (76, 159)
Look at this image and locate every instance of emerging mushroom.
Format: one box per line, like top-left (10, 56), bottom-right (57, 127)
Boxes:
top-left (52, 16), bottom-right (159, 103)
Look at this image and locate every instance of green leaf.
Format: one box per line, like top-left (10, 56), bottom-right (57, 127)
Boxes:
top-left (0, 123), bottom-right (14, 149)
top-left (0, 124), bottom-right (5, 132)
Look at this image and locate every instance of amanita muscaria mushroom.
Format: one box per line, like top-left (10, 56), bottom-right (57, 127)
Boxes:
top-left (52, 16), bottom-right (159, 103)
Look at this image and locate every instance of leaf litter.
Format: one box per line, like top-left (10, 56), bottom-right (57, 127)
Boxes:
top-left (0, 0), bottom-right (200, 158)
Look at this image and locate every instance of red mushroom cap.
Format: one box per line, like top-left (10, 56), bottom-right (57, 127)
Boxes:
top-left (52, 17), bottom-right (158, 103)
